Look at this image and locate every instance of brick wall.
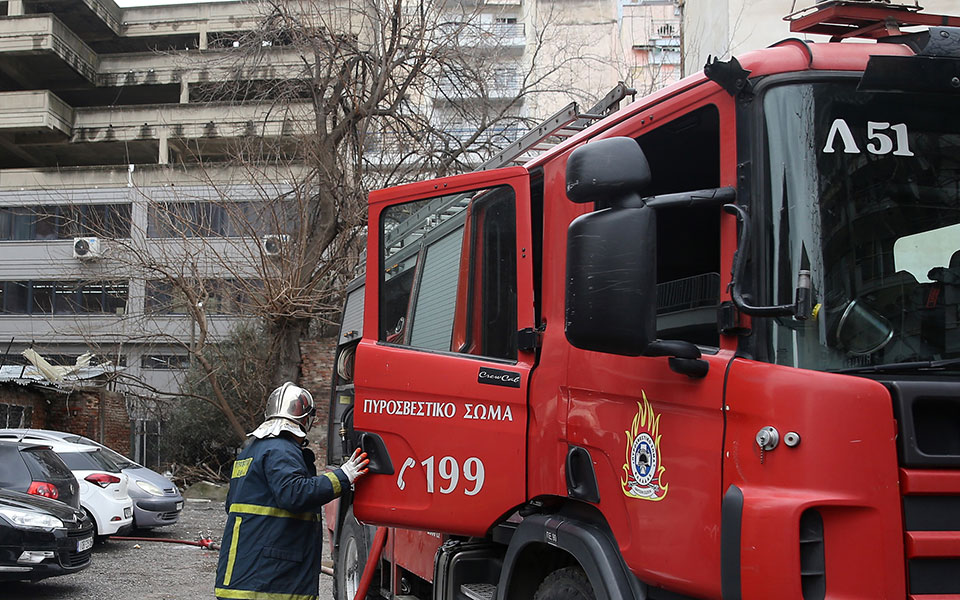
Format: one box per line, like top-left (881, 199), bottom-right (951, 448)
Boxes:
top-left (102, 392), bottom-right (131, 455)
top-left (300, 337), bottom-right (337, 466)
top-left (0, 385), bottom-right (48, 428)
top-left (0, 384), bottom-right (131, 454)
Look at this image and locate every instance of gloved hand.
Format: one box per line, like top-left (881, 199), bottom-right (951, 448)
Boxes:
top-left (340, 448), bottom-right (370, 484)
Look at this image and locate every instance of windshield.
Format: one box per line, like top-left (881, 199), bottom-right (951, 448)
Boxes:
top-left (764, 81), bottom-right (960, 372)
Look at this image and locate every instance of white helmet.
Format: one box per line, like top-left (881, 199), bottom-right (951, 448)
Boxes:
top-left (264, 382), bottom-right (316, 432)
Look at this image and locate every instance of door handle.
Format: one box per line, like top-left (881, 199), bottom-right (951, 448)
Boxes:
top-left (359, 432), bottom-right (395, 475)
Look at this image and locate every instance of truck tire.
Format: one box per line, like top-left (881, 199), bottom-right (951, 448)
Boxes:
top-left (533, 566), bottom-right (596, 600)
top-left (335, 509), bottom-right (375, 600)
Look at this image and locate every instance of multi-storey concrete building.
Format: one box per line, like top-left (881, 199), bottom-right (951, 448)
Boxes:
top-left (0, 0), bottom-right (678, 461)
top-left (0, 0), bottom-right (304, 461)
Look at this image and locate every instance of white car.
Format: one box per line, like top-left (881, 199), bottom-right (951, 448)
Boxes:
top-left (44, 440), bottom-right (134, 540)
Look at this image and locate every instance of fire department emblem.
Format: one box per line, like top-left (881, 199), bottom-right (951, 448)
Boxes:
top-left (621, 393), bottom-right (668, 501)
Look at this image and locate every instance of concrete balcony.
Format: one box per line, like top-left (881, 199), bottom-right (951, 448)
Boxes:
top-left (97, 47), bottom-right (306, 89)
top-left (71, 100), bottom-right (315, 144)
top-left (23, 0), bottom-right (123, 40)
top-left (119, 2), bottom-right (263, 40)
top-left (0, 90), bottom-right (73, 136)
top-left (434, 73), bottom-right (523, 101)
top-left (0, 96), bottom-right (314, 167)
top-left (0, 15), bottom-right (100, 86)
top-left (457, 22), bottom-right (526, 48)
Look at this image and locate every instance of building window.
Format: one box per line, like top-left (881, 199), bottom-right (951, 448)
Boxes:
top-left (0, 204), bottom-right (131, 240)
top-left (0, 404), bottom-right (32, 428)
top-left (3, 282), bottom-right (28, 314)
top-left (147, 201), bottom-right (295, 238)
top-left (0, 280), bottom-right (128, 315)
top-left (141, 354), bottom-right (190, 370)
top-left (145, 279), bottom-right (255, 314)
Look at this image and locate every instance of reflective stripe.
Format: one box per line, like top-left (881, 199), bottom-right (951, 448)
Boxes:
top-left (229, 503), bottom-right (316, 521)
top-left (215, 587), bottom-right (317, 600)
top-left (324, 471), bottom-right (342, 496)
top-left (223, 516), bottom-right (242, 586)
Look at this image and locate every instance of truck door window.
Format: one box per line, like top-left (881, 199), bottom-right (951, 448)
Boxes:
top-left (636, 104), bottom-right (721, 347)
top-left (379, 185), bottom-right (518, 360)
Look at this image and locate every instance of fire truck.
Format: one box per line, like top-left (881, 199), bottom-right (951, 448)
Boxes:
top-left (324, 2), bottom-right (960, 598)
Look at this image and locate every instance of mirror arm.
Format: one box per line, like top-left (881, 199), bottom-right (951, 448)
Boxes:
top-left (723, 203), bottom-right (796, 317)
top-left (643, 340), bottom-right (709, 379)
top-left (644, 339), bottom-right (702, 359)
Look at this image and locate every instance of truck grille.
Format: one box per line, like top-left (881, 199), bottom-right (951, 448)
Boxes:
top-left (886, 379), bottom-right (960, 596)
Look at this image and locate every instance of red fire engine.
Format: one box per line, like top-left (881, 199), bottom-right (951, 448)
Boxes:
top-left (324, 2), bottom-right (960, 598)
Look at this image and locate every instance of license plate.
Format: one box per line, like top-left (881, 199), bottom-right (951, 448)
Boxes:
top-left (175, 502), bottom-right (183, 511)
top-left (77, 536), bottom-right (93, 552)
top-left (123, 507), bottom-right (132, 518)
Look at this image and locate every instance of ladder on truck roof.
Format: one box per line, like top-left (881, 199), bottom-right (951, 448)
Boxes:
top-left (479, 82), bottom-right (635, 170)
top-left (382, 82), bottom-right (636, 254)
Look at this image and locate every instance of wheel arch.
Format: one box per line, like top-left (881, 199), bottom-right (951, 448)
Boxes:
top-left (497, 501), bottom-right (646, 600)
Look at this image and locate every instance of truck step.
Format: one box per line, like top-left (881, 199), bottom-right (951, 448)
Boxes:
top-left (460, 583), bottom-right (497, 600)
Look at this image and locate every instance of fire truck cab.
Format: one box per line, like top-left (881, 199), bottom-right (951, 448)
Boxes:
top-left (326, 3), bottom-right (960, 598)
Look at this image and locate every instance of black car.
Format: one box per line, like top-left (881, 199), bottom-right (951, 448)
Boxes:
top-left (0, 440), bottom-right (79, 509)
top-left (0, 488), bottom-right (93, 581)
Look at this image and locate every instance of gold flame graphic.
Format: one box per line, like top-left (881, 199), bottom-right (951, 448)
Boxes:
top-left (621, 391), bottom-right (668, 501)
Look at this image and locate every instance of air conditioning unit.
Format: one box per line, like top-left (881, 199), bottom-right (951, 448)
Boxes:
top-left (261, 234), bottom-right (289, 257)
top-left (73, 237), bottom-right (101, 260)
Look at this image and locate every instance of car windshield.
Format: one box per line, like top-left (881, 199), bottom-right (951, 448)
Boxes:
top-left (764, 81), bottom-right (960, 372)
top-left (59, 448), bottom-right (121, 472)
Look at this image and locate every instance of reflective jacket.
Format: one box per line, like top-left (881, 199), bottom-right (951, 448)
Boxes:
top-left (215, 435), bottom-right (349, 600)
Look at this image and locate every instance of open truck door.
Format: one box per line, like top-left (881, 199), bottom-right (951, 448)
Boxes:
top-left (352, 167), bottom-right (535, 537)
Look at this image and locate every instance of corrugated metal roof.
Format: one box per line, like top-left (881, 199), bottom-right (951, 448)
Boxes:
top-left (0, 365), bottom-right (120, 390)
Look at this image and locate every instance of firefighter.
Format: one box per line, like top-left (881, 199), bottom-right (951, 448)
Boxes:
top-left (214, 382), bottom-right (369, 600)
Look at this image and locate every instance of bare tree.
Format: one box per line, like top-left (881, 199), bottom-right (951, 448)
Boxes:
top-left (170, 0), bottom-right (616, 389)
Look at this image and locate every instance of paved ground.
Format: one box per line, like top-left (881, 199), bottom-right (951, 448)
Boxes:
top-left (4, 499), bottom-right (335, 600)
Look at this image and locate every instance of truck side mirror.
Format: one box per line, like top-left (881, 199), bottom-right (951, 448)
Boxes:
top-left (564, 137), bottom-right (656, 356)
top-left (565, 137), bottom-right (651, 205)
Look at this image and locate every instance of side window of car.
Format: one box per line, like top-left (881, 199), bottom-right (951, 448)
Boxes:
top-left (635, 104), bottom-right (722, 348)
top-left (379, 186), bottom-right (518, 361)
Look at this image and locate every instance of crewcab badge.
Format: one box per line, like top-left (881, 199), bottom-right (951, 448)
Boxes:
top-left (477, 367), bottom-right (522, 388)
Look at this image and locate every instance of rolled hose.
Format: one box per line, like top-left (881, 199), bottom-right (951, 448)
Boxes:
top-left (110, 535), bottom-right (221, 551)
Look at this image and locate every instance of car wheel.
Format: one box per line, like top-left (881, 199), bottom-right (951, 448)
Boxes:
top-left (335, 509), bottom-right (375, 600)
top-left (533, 566), bottom-right (596, 600)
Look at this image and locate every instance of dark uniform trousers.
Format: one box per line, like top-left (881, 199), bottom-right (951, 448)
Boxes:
top-left (215, 435), bottom-right (349, 600)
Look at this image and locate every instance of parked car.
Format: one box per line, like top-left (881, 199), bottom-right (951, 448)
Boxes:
top-left (0, 429), bottom-right (183, 529)
top-left (6, 438), bottom-right (134, 541)
top-left (0, 487), bottom-right (94, 581)
top-left (0, 440), bottom-right (80, 509)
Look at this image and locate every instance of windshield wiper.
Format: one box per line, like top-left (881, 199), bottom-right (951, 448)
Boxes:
top-left (831, 357), bottom-right (960, 375)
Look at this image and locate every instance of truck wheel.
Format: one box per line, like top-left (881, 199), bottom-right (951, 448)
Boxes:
top-left (533, 566), bottom-right (595, 600)
top-left (335, 510), bottom-right (374, 600)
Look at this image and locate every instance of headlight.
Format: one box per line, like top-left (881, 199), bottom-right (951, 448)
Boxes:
top-left (136, 480), bottom-right (164, 496)
top-left (0, 507), bottom-right (63, 531)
